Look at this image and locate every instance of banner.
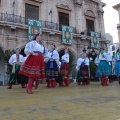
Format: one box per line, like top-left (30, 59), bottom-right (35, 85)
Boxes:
top-left (28, 19), bottom-right (42, 40)
top-left (62, 25), bottom-right (73, 45)
top-left (91, 32), bottom-right (99, 48)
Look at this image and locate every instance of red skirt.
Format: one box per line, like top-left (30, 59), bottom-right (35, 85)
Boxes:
top-left (19, 54), bottom-right (45, 79)
top-left (60, 63), bottom-right (69, 77)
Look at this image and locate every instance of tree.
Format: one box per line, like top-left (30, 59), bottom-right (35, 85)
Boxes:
top-left (0, 48), bottom-right (4, 61)
top-left (69, 52), bottom-right (74, 73)
top-left (89, 60), bottom-right (97, 81)
top-left (4, 50), bottom-right (14, 75)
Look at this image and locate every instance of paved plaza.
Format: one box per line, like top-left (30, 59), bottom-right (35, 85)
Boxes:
top-left (0, 82), bottom-right (120, 120)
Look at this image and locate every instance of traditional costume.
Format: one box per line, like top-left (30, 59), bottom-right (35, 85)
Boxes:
top-left (46, 44), bottom-right (59, 88)
top-left (56, 61), bottom-right (64, 86)
top-left (19, 35), bottom-right (45, 94)
top-left (8, 48), bottom-right (23, 89)
top-left (76, 57), bottom-right (83, 85)
top-left (76, 54), bottom-right (90, 85)
top-left (95, 48), bottom-right (112, 86)
top-left (60, 52), bottom-right (70, 86)
top-left (114, 49), bottom-right (120, 84)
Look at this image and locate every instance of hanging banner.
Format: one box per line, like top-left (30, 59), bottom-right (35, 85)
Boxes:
top-left (28, 19), bottom-right (42, 40)
top-left (91, 32), bottom-right (99, 48)
top-left (62, 25), bottom-right (73, 45)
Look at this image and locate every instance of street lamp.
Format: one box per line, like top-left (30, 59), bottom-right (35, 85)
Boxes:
top-left (12, 0), bottom-right (15, 15)
top-left (49, 8), bottom-right (52, 23)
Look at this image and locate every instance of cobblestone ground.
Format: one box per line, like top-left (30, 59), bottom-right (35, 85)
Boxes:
top-left (0, 82), bottom-right (120, 120)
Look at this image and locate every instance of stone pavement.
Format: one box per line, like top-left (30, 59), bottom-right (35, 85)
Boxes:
top-left (0, 82), bottom-right (120, 120)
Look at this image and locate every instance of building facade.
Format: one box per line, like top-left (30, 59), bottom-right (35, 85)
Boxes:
top-left (113, 3), bottom-right (120, 46)
top-left (0, 0), bottom-right (107, 85)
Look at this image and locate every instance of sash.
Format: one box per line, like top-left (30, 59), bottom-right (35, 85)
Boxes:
top-left (81, 62), bottom-right (85, 68)
top-left (33, 51), bottom-right (42, 54)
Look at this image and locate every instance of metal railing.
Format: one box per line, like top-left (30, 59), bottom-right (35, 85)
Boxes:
top-left (0, 12), bottom-right (103, 37)
top-left (0, 13), bottom-right (26, 25)
top-left (84, 30), bottom-right (102, 38)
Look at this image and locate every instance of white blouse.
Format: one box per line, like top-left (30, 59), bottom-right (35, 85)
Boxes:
top-left (76, 57), bottom-right (89, 71)
top-left (61, 53), bottom-right (69, 63)
top-left (83, 58), bottom-right (89, 66)
top-left (9, 54), bottom-right (23, 66)
top-left (47, 50), bottom-right (59, 64)
top-left (95, 52), bottom-right (112, 65)
top-left (24, 41), bottom-right (44, 54)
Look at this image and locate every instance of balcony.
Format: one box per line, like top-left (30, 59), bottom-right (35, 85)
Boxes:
top-left (0, 12), bottom-right (103, 38)
top-left (84, 30), bottom-right (102, 38)
top-left (0, 13), bottom-right (26, 25)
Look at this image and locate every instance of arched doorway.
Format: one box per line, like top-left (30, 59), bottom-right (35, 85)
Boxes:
top-left (58, 49), bottom-right (77, 80)
top-left (0, 47), bottom-right (5, 85)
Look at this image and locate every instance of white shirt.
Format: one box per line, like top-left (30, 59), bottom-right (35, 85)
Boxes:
top-left (9, 54), bottom-right (23, 66)
top-left (24, 41), bottom-right (44, 54)
top-left (61, 53), bottom-right (69, 63)
top-left (47, 50), bottom-right (59, 64)
top-left (76, 58), bottom-right (83, 71)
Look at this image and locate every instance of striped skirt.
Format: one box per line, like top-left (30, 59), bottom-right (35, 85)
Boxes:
top-left (46, 60), bottom-right (58, 80)
top-left (60, 63), bottom-right (69, 78)
top-left (19, 54), bottom-right (45, 79)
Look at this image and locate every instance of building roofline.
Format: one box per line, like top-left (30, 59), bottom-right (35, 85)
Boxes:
top-left (90, 0), bottom-right (106, 7)
top-left (113, 3), bottom-right (120, 10)
top-left (100, 2), bottom-right (106, 7)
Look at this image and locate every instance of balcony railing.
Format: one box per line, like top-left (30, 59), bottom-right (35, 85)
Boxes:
top-left (84, 30), bottom-right (102, 38)
top-left (0, 12), bottom-right (102, 38)
top-left (0, 13), bottom-right (26, 25)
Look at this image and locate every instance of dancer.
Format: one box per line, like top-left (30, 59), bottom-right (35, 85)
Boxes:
top-left (46, 43), bottom-right (59, 88)
top-left (76, 53), bottom-right (83, 85)
top-left (8, 48), bottom-right (24, 89)
top-left (114, 48), bottom-right (120, 84)
top-left (81, 53), bottom-right (90, 85)
top-left (60, 48), bottom-right (70, 87)
top-left (95, 48), bottom-right (112, 86)
top-left (19, 34), bottom-right (45, 94)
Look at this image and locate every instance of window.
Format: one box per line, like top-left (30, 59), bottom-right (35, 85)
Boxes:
top-left (59, 12), bottom-right (69, 26)
top-left (25, 3), bottom-right (39, 23)
top-left (86, 19), bottom-right (95, 36)
top-left (112, 46), bottom-right (115, 51)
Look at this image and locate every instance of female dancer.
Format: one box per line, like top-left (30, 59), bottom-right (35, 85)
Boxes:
top-left (46, 43), bottom-right (59, 88)
top-left (95, 48), bottom-right (112, 86)
top-left (79, 53), bottom-right (89, 85)
top-left (19, 34), bottom-right (45, 94)
top-left (60, 48), bottom-right (70, 87)
top-left (114, 48), bottom-right (120, 84)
